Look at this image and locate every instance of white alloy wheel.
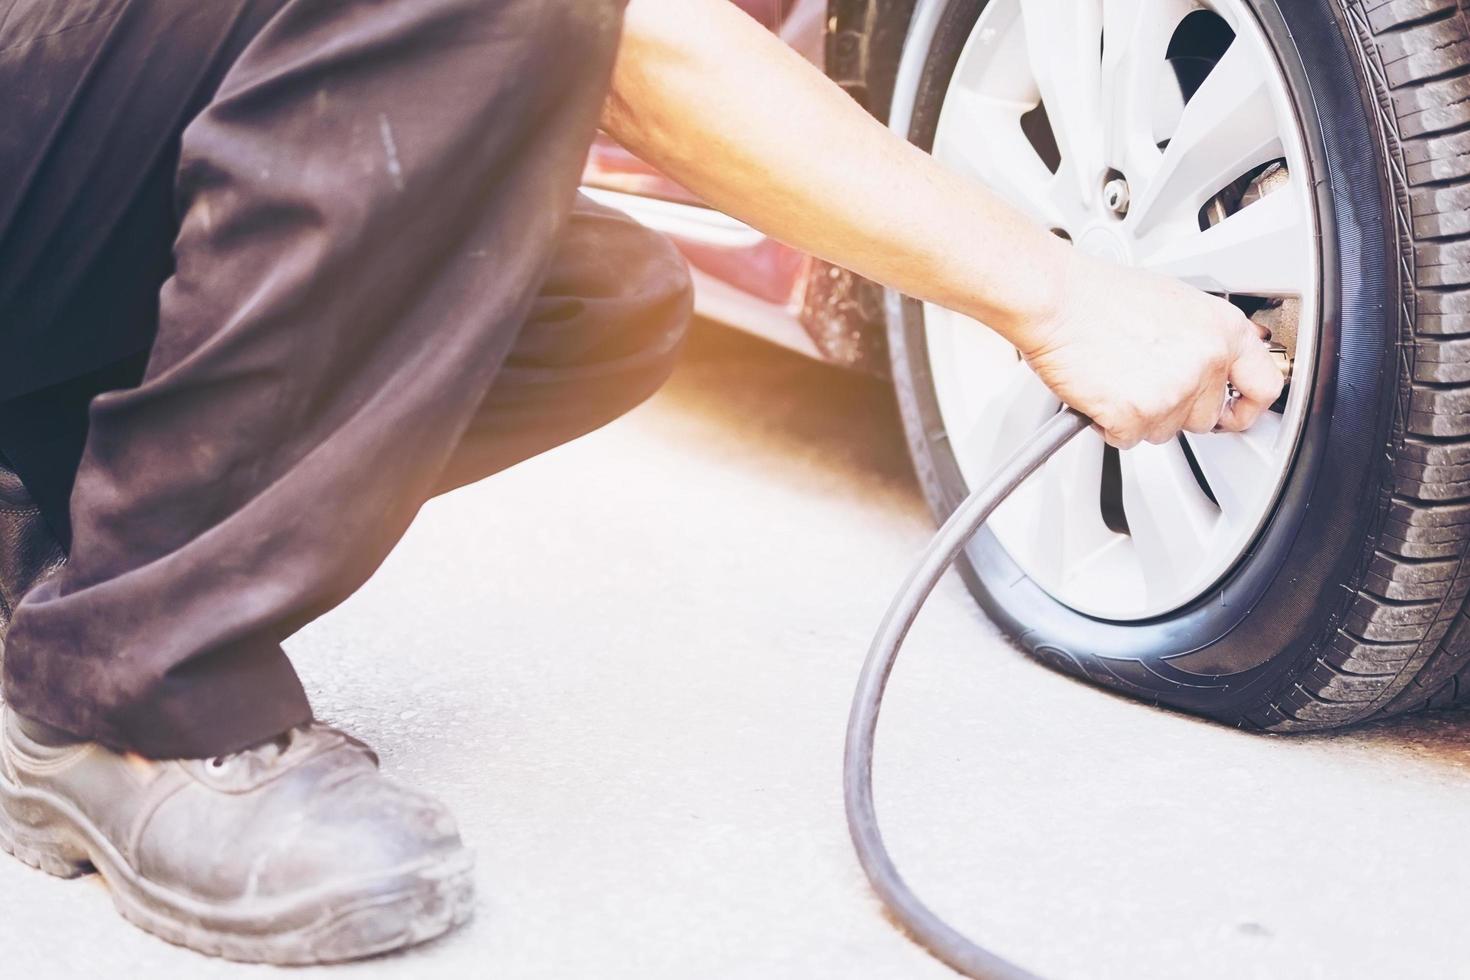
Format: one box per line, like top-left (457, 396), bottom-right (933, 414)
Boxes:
top-left (923, 0), bottom-right (1319, 620)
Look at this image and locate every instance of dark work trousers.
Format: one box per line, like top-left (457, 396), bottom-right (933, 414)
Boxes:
top-left (0, 0), bottom-right (693, 758)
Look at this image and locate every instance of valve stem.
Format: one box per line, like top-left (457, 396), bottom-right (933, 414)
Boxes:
top-left (1265, 342), bottom-right (1292, 385)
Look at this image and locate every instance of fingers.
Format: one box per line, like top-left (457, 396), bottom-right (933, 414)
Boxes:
top-left (1143, 406), bottom-right (1191, 446)
top-left (1095, 412), bottom-right (1140, 450)
top-left (1165, 349), bottom-right (1234, 439)
top-left (1092, 422), bottom-right (1131, 450)
top-left (1216, 336), bottom-right (1285, 433)
top-left (1182, 383), bottom-right (1228, 435)
top-left (1108, 403), bottom-right (1190, 449)
top-left (1094, 407), bottom-right (1146, 450)
top-left (1100, 372), bottom-right (1220, 448)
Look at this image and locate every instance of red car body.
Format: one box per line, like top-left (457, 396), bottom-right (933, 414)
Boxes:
top-left (582, 0), bottom-right (897, 374)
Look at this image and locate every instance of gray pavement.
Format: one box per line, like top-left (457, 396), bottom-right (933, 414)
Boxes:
top-left (5, 323), bottom-right (1470, 979)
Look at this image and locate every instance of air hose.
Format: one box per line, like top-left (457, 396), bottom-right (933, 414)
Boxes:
top-left (844, 406), bottom-right (1092, 980)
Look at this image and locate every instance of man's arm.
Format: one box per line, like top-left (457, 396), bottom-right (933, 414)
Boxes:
top-left (603, 0), bottom-right (1283, 449)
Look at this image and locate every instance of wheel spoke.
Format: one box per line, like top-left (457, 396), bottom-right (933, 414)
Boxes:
top-left (957, 355), bottom-right (1061, 472)
top-left (1119, 441), bottom-right (1219, 602)
top-left (1020, 0), bottom-right (1105, 204)
top-left (1032, 428), bottom-right (1117, 584)
top-left (936, 89), bottom-right (1069, 228)
top-left (1137, 177), bottom-right (1309, 296)
top-left (1128, 39), bottom-right (1284, 235)
top-left (1238, 405), bottom-right (1286, 457)
top-left (927, 0), bottom-right (1316, 619)
top-left (1099, 0), bottom-right (1194, 173)
top-left (924, 307), bottom-right (1018, 432)
top-left (1182, 427), bottom-right (1278, 524)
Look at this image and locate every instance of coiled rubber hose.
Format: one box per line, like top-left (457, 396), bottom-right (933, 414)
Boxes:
top-left (844, 406), bottom-right (1091, 980)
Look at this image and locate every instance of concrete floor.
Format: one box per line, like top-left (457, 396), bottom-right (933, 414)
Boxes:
top-left (5, 323), bottom-right (1470, 979)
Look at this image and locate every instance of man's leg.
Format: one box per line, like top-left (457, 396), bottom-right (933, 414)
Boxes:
top-left (0, 0), bottom-right (642, 962)
top-left (0, 0), bottom-right (297, 401)
top-left (0, 355), bottom-right (150, 547)
top-left (437, 194), bottom-right (693, 497)
top-left (0, 0), bottom-right (309, 558)
top-left (4, 0), bottom-right (628, 760)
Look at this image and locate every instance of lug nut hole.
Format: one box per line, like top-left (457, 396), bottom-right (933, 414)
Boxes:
top-left (1102, 171), bottom-right (1130, 218)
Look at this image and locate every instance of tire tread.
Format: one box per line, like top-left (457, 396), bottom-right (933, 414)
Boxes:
top-left (1259, 0), bottom-right (1470, 730)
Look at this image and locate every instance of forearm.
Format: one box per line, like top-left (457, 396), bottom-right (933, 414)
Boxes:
top-left (605, 0), bottom-right (1072, 349)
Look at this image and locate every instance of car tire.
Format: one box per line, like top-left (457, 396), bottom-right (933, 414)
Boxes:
top-left (886, 0), bottom-right (1470, 731)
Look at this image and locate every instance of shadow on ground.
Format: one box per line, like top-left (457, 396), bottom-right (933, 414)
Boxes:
top-left (1303, 709), bottom-right (1470, 773)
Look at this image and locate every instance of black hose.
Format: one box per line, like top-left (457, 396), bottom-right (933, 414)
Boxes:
top-left (843, 406), bottom-right (1091, 980)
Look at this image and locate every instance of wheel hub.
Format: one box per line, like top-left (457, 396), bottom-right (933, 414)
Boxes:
top-left (922, 0), bottom-right (1319, 620)
top-left (1076, 225), bottom-right (1132, 263)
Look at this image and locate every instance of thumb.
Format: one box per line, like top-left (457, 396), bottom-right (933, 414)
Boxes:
top-left (1218, 337), bottom-right (1284, 433)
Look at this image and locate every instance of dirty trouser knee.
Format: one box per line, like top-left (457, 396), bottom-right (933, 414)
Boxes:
top-left (0, 195), bottom-right (695, 561)
top-left (2, 195), bottom-right (693, 761)
top-left (2, 0), bottom-right (639, 759)
top-left (437, 196), bottom-right (692, 495)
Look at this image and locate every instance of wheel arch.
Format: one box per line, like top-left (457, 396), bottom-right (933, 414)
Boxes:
top-left (825, 0), bottom-right (923, 119)
top-left (793, 2), bottom-right (928, 377)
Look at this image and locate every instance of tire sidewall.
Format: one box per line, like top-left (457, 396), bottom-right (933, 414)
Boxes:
top-left (885, 0), bottom-right (1401, 720)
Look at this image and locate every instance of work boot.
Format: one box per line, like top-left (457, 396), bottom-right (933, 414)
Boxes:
top-left (0, 709), bottom-right (475, 963)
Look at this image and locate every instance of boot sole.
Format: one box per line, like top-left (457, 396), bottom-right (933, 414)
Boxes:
top-left (0, 767), bottom-right (476, 964)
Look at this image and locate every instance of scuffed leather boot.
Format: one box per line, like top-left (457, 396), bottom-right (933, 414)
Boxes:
top-left (0, 457), bottom-right (65, 646)
top-left (0, 710), bottom-right (475, 963)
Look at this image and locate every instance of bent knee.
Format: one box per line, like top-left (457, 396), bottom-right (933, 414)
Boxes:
top-left (625, 220), bottom-right (695, 360)
top-left (533, 198), bottom-right (695, 365)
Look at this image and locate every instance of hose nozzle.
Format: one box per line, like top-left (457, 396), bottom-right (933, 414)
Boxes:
top-left (1266, 341), bottom-right (1293, 386)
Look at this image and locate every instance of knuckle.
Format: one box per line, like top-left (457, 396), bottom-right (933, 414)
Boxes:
top-left (1220, 406), bottom-right (1251, 432)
